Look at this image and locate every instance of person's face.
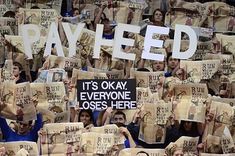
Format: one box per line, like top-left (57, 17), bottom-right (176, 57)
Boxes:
top-left (175, 69), bottom-right (185, 80)
top-left (54, 73), bottom-right (61, 81)
top-left (152, 61), bottom-right (165, 71)
top-left (9, 123), bottom-right (16, 130)
top-left (168, 56), bottom-right (179, 69)
top-left (103, 21), bottom-right (112, 33)
top-left (13, 65), bottom-right (21, 77)
top-left (18, 122), bottom-right (30, 134)
top-left (113, 114), bottom-right (125, 126)
top-left (183, 121), bottom-right (192, 131)
top-left (73, 9), bottom-right (79, 17)
top-left (79, 111), bottom-right (91, 126)
top-left (173, 149), bottom-right (184, 156)
top-left (154, 10), bottom-right (163, 22)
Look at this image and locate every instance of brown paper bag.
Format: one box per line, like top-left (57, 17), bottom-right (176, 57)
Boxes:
top-left (1, 82), bottom-right (36, 121)
top-left (91, 124), bottom-right (125, 146)
top-left (0, 141), bottom-right (38, 156)
top-left (0, 59), bottom-right (14, 82)
top-left (119, 148), bottom-right (165, 156)
top-left (30, 82), bottom-right (68, 123)
top-left (0, 1), bottom-right (24, 17)
top-left (165, 136), bottom-right (199, 156)
top-left (25, 0), bottom-right (63, 14)
top-left (18, 8), bottom-right (58, 37)
top-left (172, 83), bottom-right (208, 123)
top-left (38, 122), bottom-right (83, 155)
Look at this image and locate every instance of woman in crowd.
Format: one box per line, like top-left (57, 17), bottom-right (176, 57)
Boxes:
top-left (141, 8), bottom-right (165, 36)
top-left (78, 109), bottom-right (94, 130)
top-left (151, 9), bottom-right (165, 27)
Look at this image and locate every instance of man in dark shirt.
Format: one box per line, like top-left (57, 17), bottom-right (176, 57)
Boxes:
top-left (13, 62), bottom-right (27, 84)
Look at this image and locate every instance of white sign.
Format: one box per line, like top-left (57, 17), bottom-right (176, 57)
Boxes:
top-left (22, 23), bottom-right (198, 60)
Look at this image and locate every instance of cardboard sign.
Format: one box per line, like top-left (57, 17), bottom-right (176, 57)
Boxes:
top-left (172, 83), bottom-right (208, 123)
top-left (0, 82), bottom-right (37, 121)
top-left (119, 148), bottom-right (165, 156)
top-left (77, 79), bottom-right (136, 110)
top-left (91, 124), bottom-right (125, 146)
top-left (0, 141), bottom-right (38, 156)
top-left (25, 0), bottom-right (63, 14)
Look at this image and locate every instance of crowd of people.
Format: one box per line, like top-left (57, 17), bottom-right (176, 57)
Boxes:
top-left (0, 0), bottom-right (234, 156)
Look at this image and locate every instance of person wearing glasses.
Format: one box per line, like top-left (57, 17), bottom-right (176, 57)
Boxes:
top-left (0, 109), bottom-right (42, 142)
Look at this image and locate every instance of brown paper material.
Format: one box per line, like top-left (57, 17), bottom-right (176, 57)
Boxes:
top-left (165, 136), bottom-right (199, 156)
top-left (25, 0), bottom-right (63, 14)
top-left (130, 68), bottom-right (164, 93)
top-left (5, 35), bottom-right (46, 55)
top-left (203, 100), bottom-right (235, 144)
top-left (204, 135), bottom-right (222, 154)
top-left (162, 77), bottom-right (182, 102)
top-left (38, 122), bottom-right (84, 155)
top-left (138, 100), bottom-right (172, 144)
top-left (180, 60), bottom-right (220, 82)
top-left (216, 34), bottom-right (235, 55)
top-left (88, 66), bottom-right (124, 79)
top-left (0, 59), bottom-right (14, 82)
top-left (0, 82), bottom-right (36, 121)
top-left (69, 23), bottom-right (95, 58)
top-left (164, 39), bottom-right (213, 60)
top-left (43, 55), bottom-right (82, 71)
top-left (119, 148), bottom-right (165, 156)
top-left (91, 124), bottom-right (125, 146)
top-left (30, 82), bottom-right (68, 123)
top-left (79, 132), bottom-right (115, 155)
top-left (172, 83), bottom-right (208, 123)
top-left (0, 141), bottom-right (38, 156)
top-left (0, 1), bottom-right (23, 17)
top-left (18, 8), bottom-right (58, 37)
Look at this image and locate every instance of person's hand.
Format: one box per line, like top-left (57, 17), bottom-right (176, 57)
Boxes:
top-left (31, 97), bottom-right (39, 107)
top-left (168, 111), bottom-right (175, 124)
top-left (172, 63), bottom-right (180, 76)
top-left (38, 129), bottom-right (47, 136)
top-left (105, 107), bottom-right (113, 115)
top-left (63, 95), bottom-right (69, 102)
top-left (197, 142), bottom-right (204, 152)
top-left (63, 78), bottom-right (72, 92)
top-left (0, 101), bottom-right (6, 111)
top-left (0, 147), bottom-right (5, 156)
top-left (101, 2), bottom-right (107, 10)
top-left (205, 112), bottom-right (214, 123)
top-left (119, 127), bottom-right (130, 137)
top-left (58, 15), bottom-right (63, 22)
top-left (0, 147), bottom-right (6, 156)
top-left (132, 109), bottom-right (141, 124)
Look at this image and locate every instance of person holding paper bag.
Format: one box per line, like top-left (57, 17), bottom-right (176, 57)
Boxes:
top-left (0, 107), bottom-right (42, 142)
top-left (102, 109), bottom-right (136, 148)
top-left (94, 3), bottom-right (115, 39)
